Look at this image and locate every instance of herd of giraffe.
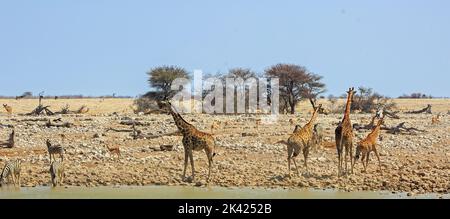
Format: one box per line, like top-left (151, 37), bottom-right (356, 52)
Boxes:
top-left (0, 87), bottom-right (443, 187)
top-left (156, 87), bottom-right (386, 182)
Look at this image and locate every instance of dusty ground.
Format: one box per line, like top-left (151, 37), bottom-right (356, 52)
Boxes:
top-left (0, 98), bottom-right (449, 195)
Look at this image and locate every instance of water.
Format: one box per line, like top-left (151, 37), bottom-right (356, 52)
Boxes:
top-left (0, 186), bottom-right (447, 199)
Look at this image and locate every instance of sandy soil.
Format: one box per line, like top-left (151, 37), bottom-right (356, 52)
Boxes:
top-left (0, 98), bottom-right (449, 195)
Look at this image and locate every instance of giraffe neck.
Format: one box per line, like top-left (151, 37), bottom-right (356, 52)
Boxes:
top-left (170, 111), bottom-right (194, 133)
top-left (304, 108), bottom-right (319, 130)
top-left (369, 119), bottom-right (383, 139)
top-left (343, 93), bottom-right (353, 121)
top-left (369, 115), bottom-right (377, 127)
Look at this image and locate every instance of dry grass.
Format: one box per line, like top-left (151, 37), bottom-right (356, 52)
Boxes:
top-left (0, 98), bottom-right (448, 116)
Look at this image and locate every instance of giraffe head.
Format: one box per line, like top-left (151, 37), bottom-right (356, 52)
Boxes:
top-left (158, 100), bottom-right (175, 114)
top-left (314, 103), bottom-right (323, 112)
top-left (46, 139), bottom-right (52, 148)
top-left (347, 87), bottom-right (356, 97)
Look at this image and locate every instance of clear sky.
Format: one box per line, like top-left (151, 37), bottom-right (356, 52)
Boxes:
top-left (1, 0), bottom-right (449, 97)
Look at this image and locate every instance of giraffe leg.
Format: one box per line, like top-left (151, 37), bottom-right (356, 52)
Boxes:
top-left (189, 150), bottom-right (195, 181)
top-left (206, 150), bottom-right (213, 182)
top-left (337, 148), bottom-right (342, 177)
top-left (352, 154), bottom-right (358, 172)
top-left (349, 143), bottom-right (354, 174)
top-left (373, 148), bottom-right (382, 174)
top-left (11, 173), bottom-right (16, 187)
top-left (339, 152), bottom-right (342, 177)
top-left (365, 152), bottom-right (370, 172)
top-left (287, 145), bottom-right (293, 177)
top-left (303, 146), bottom-right (310, 175)
top-left (183, 148), bottom-right (188, 180)
top-left (287, 156), bottom-right (291, 177)
top-left (361, 152), bottom-right (367, 173)
top-left (17, 172), bottom-right (20, 188)
top-left (344, 146), bottom-right (348, 175)
top-left (292, 157), bottom-right (299, 176)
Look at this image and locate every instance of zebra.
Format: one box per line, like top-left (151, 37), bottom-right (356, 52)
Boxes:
top-left (0, 159), bottom-right (21, 187)
top-left (49, 161), bottom-right (64, 187)
top-left (311, 123), bottom-right (325, 152)
top-left (46, 139), bottom-right (64, 162)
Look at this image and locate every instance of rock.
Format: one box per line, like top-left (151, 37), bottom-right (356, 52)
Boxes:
top-left (317, 157), bottom-right (327, 162)
top-left (160, 145), bottom-right (174, 151)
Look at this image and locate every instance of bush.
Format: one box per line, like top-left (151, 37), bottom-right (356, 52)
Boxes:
top-left (133, 97), bottom-right (160, 113)
top-left (352, 87), bottom-right (396, 113)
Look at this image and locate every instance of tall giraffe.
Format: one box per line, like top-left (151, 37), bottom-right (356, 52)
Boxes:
top-left (335, 87), bottom-right (356, 176)
top-left (161, 101), bottom-right (216, 182)
top-left (352, 114), bottom-right (384, 174)
top-left (277, 104), bottom-right (323, 176)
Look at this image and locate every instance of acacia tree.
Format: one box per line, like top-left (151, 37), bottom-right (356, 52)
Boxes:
top-left (265, 63), bottom-right (325, 114)
top-left (147, 65), bottom-right (190, 101)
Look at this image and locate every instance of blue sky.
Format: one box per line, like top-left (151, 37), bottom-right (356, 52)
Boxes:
top-left (1, 0), bottom-right (449, 97)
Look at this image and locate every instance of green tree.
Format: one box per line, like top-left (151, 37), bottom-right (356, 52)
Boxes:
top-left (147, 65), bottom-right (190, 101)
top-left (265, 63), bottom-right (326, 114)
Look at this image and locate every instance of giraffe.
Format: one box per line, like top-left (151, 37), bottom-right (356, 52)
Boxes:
top-left (161, 101), bottom-right (216, 182)
top-left (3, 104), bottom-right (12, 117)
top-left (335, 87), bottom-right (356, 176)
top-left (352, 114), bottom-right (384, 174)
top-left (277, 104), bottom-right (323, 176)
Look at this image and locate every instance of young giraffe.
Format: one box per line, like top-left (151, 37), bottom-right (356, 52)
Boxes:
top-left (352, 114), bottom-right (384, 174)
top-left (277, 104), bottom-right (323, 176)
top-left (161, 101), bottom-right (216, 182)
top-left (3, 104), bottom-right (12, 117)
top-left (335, 87), bottom-right (356, 176)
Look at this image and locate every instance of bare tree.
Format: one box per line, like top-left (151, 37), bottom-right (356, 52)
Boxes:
top-left (265, 64), bottom-right (325, 114)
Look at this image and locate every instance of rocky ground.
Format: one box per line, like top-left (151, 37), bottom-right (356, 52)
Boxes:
top-left (0, 107), bottom-right (448, 196)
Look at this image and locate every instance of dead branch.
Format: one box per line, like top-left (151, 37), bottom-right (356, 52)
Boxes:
top-left (0, 123), bottom-right (15, 128)
top-left (353, 115), bottom-right (378, 131)
top-left (144, 130), bottom-right (182, 139)
top-left (119, 120), bottom-right (147, 126)
top-left (27, 105), bottom-right (55, 116)
top-left (45, 120), bottom-right (73, 128)
top-left (406, 104), bottom-right (432, 114)
top-left (14, 118), bottom-right (48, 122)
top-left (381, 122), bottom-right (426, 135)
top-left (383, 110), bottom-right (400, 119)
top-left (55, 104), bottom-right (71, 114)
top-left (105, 128), bottom-right (134, 133)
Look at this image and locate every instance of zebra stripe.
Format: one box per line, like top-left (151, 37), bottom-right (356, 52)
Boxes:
top-left (49, 161), bottom-right (64, 187)
top-left (0, 159), bottom-right (21, 186)
top-left (46, 139), bottom-right (65, 162)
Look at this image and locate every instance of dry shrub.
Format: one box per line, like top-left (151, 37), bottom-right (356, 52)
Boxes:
top-left (133, 96), bottom-right (160, 114)
top-left (352, 87), bottom-right (396, 113)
